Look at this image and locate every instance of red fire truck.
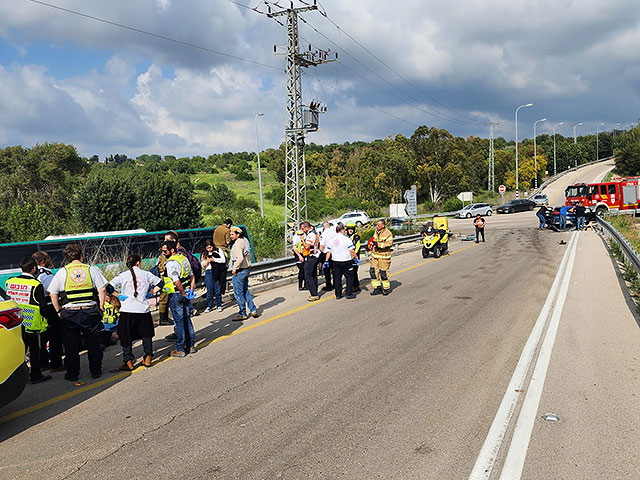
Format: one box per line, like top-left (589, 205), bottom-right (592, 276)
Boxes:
top-left (564, 176), bottom-right (640, 215)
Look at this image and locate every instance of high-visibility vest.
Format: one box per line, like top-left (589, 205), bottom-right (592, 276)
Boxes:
top-left (302, 232), bottom-right (319, 257)
top-left (102, 300), bottom-right (119, 325)
top-left (475, 219), bottom-right (485, 228)
top-left (6, 276), bottom-right (48, 333)
top-left (63, 263), bottom-right (95, 305)
top-left (162, 254), bottom-right (192, 293)
top-left (349, 233), bottom-right (361, 256)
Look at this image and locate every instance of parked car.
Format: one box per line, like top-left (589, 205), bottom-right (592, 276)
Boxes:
top-left (0, 287), bottom-right (28, 410)
top-left (531, 193), bottom-right (549, 206)
top-left (496, 199), bottom-right (536, 214)
top-left (332, 210), bottom-right (371, 227)
top-left (455, 203), bottom-right (492, 218)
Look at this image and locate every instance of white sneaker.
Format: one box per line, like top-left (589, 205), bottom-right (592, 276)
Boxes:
top-left (203, 307), bottom-right (212, 313)
top-left (217, 306), bottom-right (223, 312)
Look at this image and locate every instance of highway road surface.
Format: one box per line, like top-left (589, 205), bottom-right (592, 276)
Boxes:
top-left (2, 160), bottom-right (639, 480)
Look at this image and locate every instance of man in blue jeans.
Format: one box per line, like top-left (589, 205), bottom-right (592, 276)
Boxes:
top-left (229, 226), bottom-right (259, 321)
top-left (162, 241), bottom-right (197, 357)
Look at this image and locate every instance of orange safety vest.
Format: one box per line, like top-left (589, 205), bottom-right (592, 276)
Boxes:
top-left (475, 219), bottom-right (485, 228)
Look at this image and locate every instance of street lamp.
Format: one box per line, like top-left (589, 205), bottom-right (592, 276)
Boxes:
top-left (533, 118), bottom-right (546, 189)
top-left (614, 122), bottom-right (621, 137)
top-left (515, 103), bottom-right (533, 198)
top-left (596, 122), bottom-right (604, 161)
top-left (571, 122), bottom-right (582, 144)
top-left (553, 122), bottom-right (564, 176)
top-left (255, 112), bottom-right (265, 218)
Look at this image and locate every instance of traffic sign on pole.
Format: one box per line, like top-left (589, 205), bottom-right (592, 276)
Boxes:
top-left (498, 185), bottom-right (506, 194)
top-left (404, 185), bottom-right (417, 216)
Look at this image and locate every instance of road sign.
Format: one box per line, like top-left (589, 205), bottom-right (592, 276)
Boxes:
top-left (404, 185), bottom-right (417, 216)
top-left (498, 185), bottom-right (506, 194)
top-left (457, 191), bottom-right (473, 203)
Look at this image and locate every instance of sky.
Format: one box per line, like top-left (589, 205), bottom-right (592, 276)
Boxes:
top-left (1, 0), bottom-right (639, 159)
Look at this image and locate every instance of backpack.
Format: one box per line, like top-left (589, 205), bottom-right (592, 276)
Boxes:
top-left (178, 247), bottom-right (202, 282)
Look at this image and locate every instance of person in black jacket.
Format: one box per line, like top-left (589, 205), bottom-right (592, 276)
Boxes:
top-left (575, 202), bottom-right (586, 231)
top-left (537, 205), bottom-right (548, 230)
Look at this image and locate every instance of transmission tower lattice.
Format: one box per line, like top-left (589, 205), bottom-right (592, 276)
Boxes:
top-left (259, 1), bottom-right (336, 252)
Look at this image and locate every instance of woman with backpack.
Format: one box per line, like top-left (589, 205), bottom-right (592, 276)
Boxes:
top-left (229, 226), bottom-right (259, 321)
top-left (108, 254), bottom-right (162, 371)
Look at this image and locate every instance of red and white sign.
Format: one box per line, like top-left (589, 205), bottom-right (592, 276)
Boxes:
top-left (498, 185), bottom-right (506, 194)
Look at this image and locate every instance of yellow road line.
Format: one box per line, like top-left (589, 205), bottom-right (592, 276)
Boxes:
top-left (0, 241), bottom-right (477, 424)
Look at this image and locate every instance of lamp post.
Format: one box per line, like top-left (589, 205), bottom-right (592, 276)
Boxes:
top-left (614, 123), bottom-right (620, 137)
top-left (533, 118), bottom-right (546, 189)
top-left (553, 122), bottom-right (564, 176)
top-left (515, 103), bottom-right (533, 198)
top-left (596, 122), bottom-right (604, 161)
top-left (255, 112), bottom-right (265, 218)
top-left (571, 122), bottom-right (582, 144)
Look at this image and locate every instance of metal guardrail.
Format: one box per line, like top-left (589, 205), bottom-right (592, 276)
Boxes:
top-left (597, 216), bottom-right (640, 275)
top-left (532, 155), bottom-right (615, 197)
top-left (244, 232), bottom-right (423, 279)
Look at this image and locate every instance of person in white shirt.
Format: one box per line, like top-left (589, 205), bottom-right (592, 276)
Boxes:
top-left (291, 223), bottom-right (306, 291)
top-left (48, 244), bottom-right (108, 382)
top-left (301, 221), bottom-right (321, 301)
top-left (324, 224), bottom-right (357, 299)
top-left (319, 221), bottom-right (336, 291)
top-left (108, 254), bottom-right (162, 370)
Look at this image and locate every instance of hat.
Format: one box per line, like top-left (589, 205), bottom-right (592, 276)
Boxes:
top-left (230, 226), bottom-right (243, 234)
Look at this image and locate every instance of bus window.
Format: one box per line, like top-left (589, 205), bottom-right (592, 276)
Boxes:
top-left (609, 184), bottom-right (616, 195)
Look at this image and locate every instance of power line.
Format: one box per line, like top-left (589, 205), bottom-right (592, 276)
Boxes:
top-left (315, 1), bottom-right (482, 125)
top-left (29, 0), bottom-right (282, 71)
top-left (299, 16), bottom-right (476, 125)
top-left (301, 71), bottom-right (420, 128)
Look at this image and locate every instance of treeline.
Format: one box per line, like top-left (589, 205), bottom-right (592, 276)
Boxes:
top-left (0, 124), bottom-right (632, 249)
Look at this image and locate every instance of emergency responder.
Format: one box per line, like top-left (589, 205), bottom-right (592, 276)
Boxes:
top-left (319, 221), bottom-right (335, 291)
top-left (156, 245), bottom-right (172, 325)
top-left (345, 222), bottom-right (361, 292)
top-left (48, 244), bottom-right (107, 382)
top-left (292, 223), bottom-right (306, 291)
top-left (32, 250), bottom-right (64, 371)
top-left (300, 221), bottom-right (321, 301)
top-left (473, 214), bottom-right (486, 243)
top-left (369, 219), bottom-right (394, 296)
top-left (162, 240), bottom-right (197, 357)
top-left (6, 256), bottom-right (52, 384)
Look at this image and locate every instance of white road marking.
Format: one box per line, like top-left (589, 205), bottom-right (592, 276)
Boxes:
top-left (499, 232), bottom-right (579, 479)
top-left (468, 231), bottom-right (578, 480)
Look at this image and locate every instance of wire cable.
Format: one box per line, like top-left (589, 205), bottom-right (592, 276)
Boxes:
top-left (30, 0), bottom-right (282, 71)
top-left (316, 2), bottom-right (482, 124)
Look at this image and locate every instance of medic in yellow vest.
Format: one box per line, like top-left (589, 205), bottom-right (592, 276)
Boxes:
top-left (6, 256), bottom-right (52, 383)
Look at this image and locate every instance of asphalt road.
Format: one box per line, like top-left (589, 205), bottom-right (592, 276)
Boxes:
top-left (2, 160), bottom-right (638, 480)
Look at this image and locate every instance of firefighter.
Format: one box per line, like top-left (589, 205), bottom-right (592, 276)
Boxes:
top-left (345, 222), bottom-right (361, 292)
top-left (369, 219), bottom-right (393, 296)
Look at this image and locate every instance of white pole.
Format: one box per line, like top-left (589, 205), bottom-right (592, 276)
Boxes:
top-left (255, 113), bottom-right (265, 218)
top-left (553, 122), bottom-right (564, 177)
top-left (534, 118), bottom-right (546, 190)
top-left (515, 103), bottom-right (533, 198)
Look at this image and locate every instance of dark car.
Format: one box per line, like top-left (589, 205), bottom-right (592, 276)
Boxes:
top-left (496, 199), bottom-right (536, 214)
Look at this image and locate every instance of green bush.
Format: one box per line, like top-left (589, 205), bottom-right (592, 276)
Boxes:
top-left (442, 197), bottom-right (463, 212)
top-left (193, 181), bottom-right (211, 191)
top-left (235, 170), bottom-right (254, 181)
top-left (266, 186), bottom-right (285, 205)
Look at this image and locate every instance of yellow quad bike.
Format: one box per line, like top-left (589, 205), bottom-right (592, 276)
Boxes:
top-left (421, 216), bottom-right (450, 259)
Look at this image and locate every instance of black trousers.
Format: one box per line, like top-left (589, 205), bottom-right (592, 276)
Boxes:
top-left (60, 307), bottom-right (103, 377)
top-left (333, 260), bottom-right (355, 298)
top-left (303, 256), bottom-right (320, 296)
top-left (41, 308), bottom-right (63, 368)
top-left (22, 329), bottom-right (43, 380)
top-left (321, 252), bottom-right (333, 288)
top-left (122, 338), bottom-right (153, 363)
top-left (294, 256), bottom-right (306, 289)
top-left (475, 227), bottom-right (485, 242)
top-left (352, 261), bottom-right (360, 290)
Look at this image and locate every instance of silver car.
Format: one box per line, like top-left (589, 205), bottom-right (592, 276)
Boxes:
top-left (531, 193), bottom-right (549, 206)
top-left (455, 203), bottom-right (492, 218)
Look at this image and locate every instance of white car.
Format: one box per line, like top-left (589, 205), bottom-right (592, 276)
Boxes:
top-left (455, 203), bottom-right (492, 218)
top-left (336, 211), bottom-right (371, 226)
